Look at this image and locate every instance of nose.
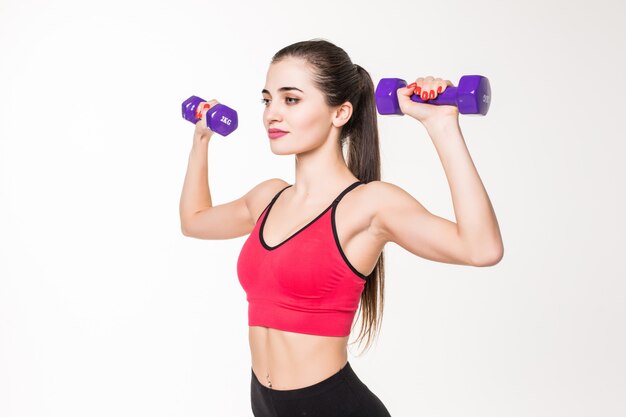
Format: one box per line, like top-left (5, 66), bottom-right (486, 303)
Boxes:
top-left (264, 101), bottom-right (283, 126)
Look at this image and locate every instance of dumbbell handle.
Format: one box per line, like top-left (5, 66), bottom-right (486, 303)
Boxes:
top-left (376, 75), bottom-right (491, 116)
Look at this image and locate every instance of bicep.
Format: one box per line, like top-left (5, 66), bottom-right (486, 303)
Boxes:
top-left (181, 178), bottom-right (287, 240)
top-left (181, 193), bottom-right (253, 240)
top-left (371, 181), bottom-right (473, 266)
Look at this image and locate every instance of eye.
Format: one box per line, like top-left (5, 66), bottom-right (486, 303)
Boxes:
top-left (260, 97), bottom-right (300, 107)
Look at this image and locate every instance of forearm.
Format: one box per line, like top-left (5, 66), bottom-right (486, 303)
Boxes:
top-left (425, 118), bottom-right (503, 263)
top-left (179, 135), bottom-right (212, 227)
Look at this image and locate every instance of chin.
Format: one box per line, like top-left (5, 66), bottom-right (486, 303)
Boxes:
top-left (269, 148), bottom-right (296, 156)
top-left (268, 142), bottom-right (297, 155)
top-left (269, 140), bottom-right (319, 156)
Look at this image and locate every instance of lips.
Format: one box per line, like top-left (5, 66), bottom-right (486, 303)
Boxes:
top-left (268, 128), bottom-right (289, 140)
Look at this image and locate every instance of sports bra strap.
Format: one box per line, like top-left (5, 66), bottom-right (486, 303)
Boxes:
top-left (261, 180), bottom-right (362, 222)
top-left (257, 184), bottom-right (293, 223)
top-left (272, 184), bottom-right (293, 202)
top-left (333, 180), bottom-right (363, 204)
top-left (273, 181), bottom-right (362, 204)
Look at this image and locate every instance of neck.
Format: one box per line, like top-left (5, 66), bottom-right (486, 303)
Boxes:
top-left (291, 135), bottom-right (357, 203)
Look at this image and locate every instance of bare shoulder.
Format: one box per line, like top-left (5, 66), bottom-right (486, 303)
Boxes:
top-left (362, 180), bottom-right (421, 202)
top-left (246, 178), bottom-right (291, 224)
top-left (359, 180), bottom-right (429, 243)
top-left (342, 180), bottom-right (416, 221)
top-left (358, 180), bottom-right (421, 209)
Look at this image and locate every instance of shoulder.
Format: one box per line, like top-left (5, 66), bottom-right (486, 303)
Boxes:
top-left (339, 180), bottom-right (412, 216)
top-left (246, 178), bottom-right (291, 223)
top-left (358, 180), bottom-right (416, 206)
top-left (358, 180), bottom-right (427, 242)
top-left (339, 180), bottom-right (407, 224)
top-left (261, 177), bottom-right (291, 195)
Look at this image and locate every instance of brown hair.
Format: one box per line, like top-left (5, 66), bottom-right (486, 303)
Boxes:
top-left (271, 38), bottom-right (385, 356)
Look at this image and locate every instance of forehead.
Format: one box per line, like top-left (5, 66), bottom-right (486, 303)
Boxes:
top-left (264, 57), bottom-right (314, 92)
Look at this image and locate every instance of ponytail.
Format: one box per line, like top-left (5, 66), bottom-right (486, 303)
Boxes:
top-left (344, 64), bottom-right (386, 356)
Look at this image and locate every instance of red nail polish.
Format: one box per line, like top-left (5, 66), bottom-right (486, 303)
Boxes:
top-left (407, 82), bottom-right (417, 89)
top-left (421, 92), bottom-right (428, 100)
top-left (415, 86), bottom-right (421, 94)
top-left (196, 103), bottom-right (211, 119)
top-left (437, 86), bottom-right (442, 93)
top-left (429, 90), bottom-right (435, 99)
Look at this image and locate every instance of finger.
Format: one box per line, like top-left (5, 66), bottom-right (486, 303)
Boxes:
top-left (200, 99), bottom-right (219, 120)
top-left (400, 82), bottom-right (418, 97)
top-left (435, 80), bottom-right (455, 97)
top-left (195, 102), bottom-right (207, 120)
top-left (433, 79), bottom-right (446, 96)
top-left (423, 76), bottom-right (435, 93)
top-left (413, 77), bottom-right (425, 95)
top-left (426, 79), bottom-right (437, 100)
top-left (423, 77), bottom-right (447, 99)
top-left (406, 77), bottom-right (425, 96)
top-left (417, 76), bottom-right (435, 100)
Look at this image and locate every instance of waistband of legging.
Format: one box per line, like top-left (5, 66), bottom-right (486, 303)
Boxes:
top-left (251, 360), bottom-right (357, 400)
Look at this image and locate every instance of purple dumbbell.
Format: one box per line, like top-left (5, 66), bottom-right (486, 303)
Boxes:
top-left (181, 95), bottom-right (238, 136)
top-left (375, 75), bottom-right (491, 116)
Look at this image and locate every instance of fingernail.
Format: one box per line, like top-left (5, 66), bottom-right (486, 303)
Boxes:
top-left (415, 86), bottom-right (422, 94)
top-left (421, 92), bottom-right (428, 100)
top-left (429, 90), bottom-right (435, 99)
top-left (437, 86), bottom-right (442, 93)
top-left (407, 82), bottom-right (417, 89)
top-left (196, 103), bottom-right (211, 118)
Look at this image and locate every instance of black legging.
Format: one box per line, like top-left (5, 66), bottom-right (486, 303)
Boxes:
top-left (250, 361), bottom-right (392, 417)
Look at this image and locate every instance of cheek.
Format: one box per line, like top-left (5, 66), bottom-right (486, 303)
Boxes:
top-left (295, 107), bottom-right (329, 136)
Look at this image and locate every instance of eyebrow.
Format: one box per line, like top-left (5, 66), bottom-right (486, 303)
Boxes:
top-left (261, 87), bottom-right (304, 95)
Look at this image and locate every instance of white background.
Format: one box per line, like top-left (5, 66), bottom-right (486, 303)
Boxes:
top-left (1, 0), bottom-right (625, 416)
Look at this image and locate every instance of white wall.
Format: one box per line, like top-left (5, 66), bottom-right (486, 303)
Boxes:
top-left (1, 0), bottom-right (624, 416)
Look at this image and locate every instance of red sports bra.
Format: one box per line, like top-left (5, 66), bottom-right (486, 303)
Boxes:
top-left (237, 181), bottom-right (368, 337)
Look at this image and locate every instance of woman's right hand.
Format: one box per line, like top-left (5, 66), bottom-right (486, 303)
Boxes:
top-left (193, 99), bottom-right (220, 145)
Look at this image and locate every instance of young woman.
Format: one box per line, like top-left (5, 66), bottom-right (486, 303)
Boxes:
top-left (180, 39), bottom-right (503, 417)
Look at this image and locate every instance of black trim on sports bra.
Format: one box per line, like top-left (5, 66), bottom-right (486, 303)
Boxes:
top-left (256, 183), bottom-right (293, 224)
top-left (331, 182), bottom-right (368, 280)
top-left (259, 181), bottom-right (362, 251)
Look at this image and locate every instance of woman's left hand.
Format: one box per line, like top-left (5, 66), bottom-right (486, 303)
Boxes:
top-left (397, 76), bottom-right (459, 126)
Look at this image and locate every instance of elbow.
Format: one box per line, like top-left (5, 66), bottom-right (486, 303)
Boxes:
top-left (180, 214), bottom-right (196, 237)
top-left (471, 244), bottom-right (504, 267)
top-left (180, 221), bottom-right (192, 237)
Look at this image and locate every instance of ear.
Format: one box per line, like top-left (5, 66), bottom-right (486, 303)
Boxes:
top-left (331, 101), bottom-right (353, 128)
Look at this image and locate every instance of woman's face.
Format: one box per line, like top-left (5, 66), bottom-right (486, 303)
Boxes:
top-left (262, 57), bottom-right (336, 155)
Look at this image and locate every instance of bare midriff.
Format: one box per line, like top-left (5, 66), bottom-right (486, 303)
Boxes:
top-left (249, 326), bottom-right (349, 390)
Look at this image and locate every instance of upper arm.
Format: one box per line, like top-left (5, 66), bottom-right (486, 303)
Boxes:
top-left (369, 181), bottom-right (475, 266)
top-left (181, 178), bottom-right (289, 240)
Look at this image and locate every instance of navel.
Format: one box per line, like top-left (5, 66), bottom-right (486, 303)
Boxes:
top-left (266, 370), bottom-right (272, 389)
